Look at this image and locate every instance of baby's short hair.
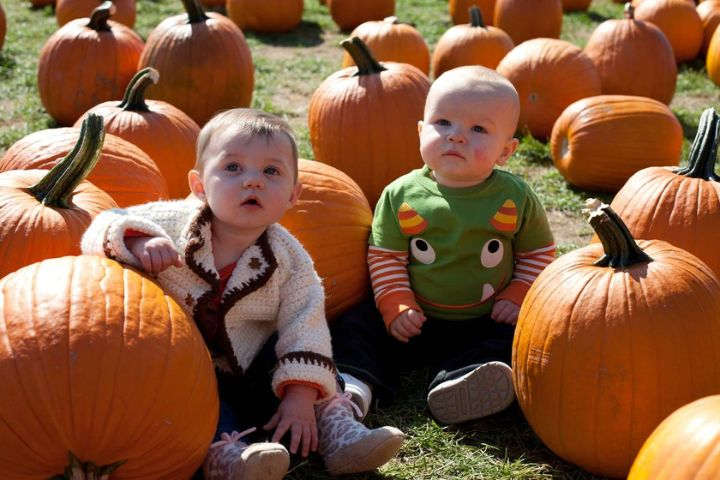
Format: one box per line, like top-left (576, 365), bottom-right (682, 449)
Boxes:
top-left (195, 108), bottom-right (299, 180)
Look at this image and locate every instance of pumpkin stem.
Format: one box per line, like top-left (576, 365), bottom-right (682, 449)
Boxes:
top-left (624, 2), bottom-right (635, 20)
top-left (383, 16), bottom-right (399, 24)
top-left (87, 1), bottom-right (116, 32)
top-left (469, 6), bottom-right (486, 28)
top-left (181, 0), bottom-right (208, 23)
top-left (28, 114), bottom-right (105, 209)
top-left (341, 37), bottom-right (387, 76)
top-left (585, 198), bottom-right (652, 269)
top-left (51, 451), bottom-right (127, 480)
top-left (118, 67), bottom-right (159, 112)
top-left (675, 107), bottom-right (720, 182)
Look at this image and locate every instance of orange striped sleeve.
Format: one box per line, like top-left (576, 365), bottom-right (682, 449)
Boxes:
top-left (368, 245), bottom-right (421, 328)
top-left (495, 243), bottom-right (557, 307)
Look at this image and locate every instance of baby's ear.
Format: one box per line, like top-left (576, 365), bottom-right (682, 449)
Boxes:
top-left (497, 137), bottom-right (519, 166)
top-left (417, 120), bottom-right (424, 134)
top-left (288, 182), bottom-right (303, 208)
top-left (188, 169), bottom-right (205, 200)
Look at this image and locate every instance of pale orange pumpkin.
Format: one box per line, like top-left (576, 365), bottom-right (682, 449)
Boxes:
top-left (0, 255), bottom-right (218, 478)
top-left (0, 127), bottom-right (168, 208)
top-left (342, 16), bottom-right (430, 75)
top-left (628, 395), bottom-right (720, 479)
top-left (76, 68), bottom-right (200, 200)
top-left (138, 0), bottom-right (254, 126)
top-left (0, 115), bottom-right (118, 279)
top-left (550, 95), bottom-right (683, 192)
top-left (698, 0), bottom-right (720, 56)
top-left (496, 38), bottom-right (601, 139)
top-left (227, 0), bottom-right (304, 33)
top-left (514, 200), bottom-right (720, 479)
top-left (449, 0), bottom-right (495, 25)
top-left (308, 37), bottom-right (429, 208)
top-left (37, 2), bottom-right (144, 127)
top-left (56, 0), bottom-right (136, 28)
top-left (584, 3), bottom-right (677, 104)
top-left (431, 6), bottom-right (514, 78)
top-left (494, 0), bottom-right (563, 44)
top-left (634, 0), bottom-right (703, 63)
top-left (280, 160), bottom-right (372, 320)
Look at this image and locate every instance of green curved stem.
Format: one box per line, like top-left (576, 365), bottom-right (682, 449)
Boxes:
top-left (50, 451), bottom-right (127, 480)
top-left (87, 1), bottom-right (115, 32)
top-left (675, 107), bottom-right (720, 182)
top-left (585, 199), bottom-right (652, 268)
top-left (470, 6), bottom-right (486, 28)
top-left (181, 0), bottom-right (208, 24)
top-left (28, 114), bottom-right (105, 208)
top-left (341, 36), bottom-right (387, 76)
top-left (118, 67), bottom-right (159, 112)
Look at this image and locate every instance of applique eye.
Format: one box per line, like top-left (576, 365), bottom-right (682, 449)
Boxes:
top-left (481, 239), bottom-right (504, 268)
top-left (410, 238), bottom-right (436, 264)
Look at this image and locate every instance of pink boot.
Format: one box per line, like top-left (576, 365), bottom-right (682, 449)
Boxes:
top-left (316, 392), bottom-right (405, 476)
top-left (203, 428), bottom-right (289, 480)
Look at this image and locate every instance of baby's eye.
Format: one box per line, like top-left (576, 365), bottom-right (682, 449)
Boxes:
top-left (436, 119), bottom-right (450, 126)
top-left (472, 125), bottom-right (486, 133)
top-left (225, 163), bottom-right (240, 172)
top-left (264, 166), bottom-right (280, 175)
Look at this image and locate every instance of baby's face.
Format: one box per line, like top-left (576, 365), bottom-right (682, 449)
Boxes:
top-left (419, 85), bottom-right (518, 188)
top-left (192, 130), bottom-right (301, 234)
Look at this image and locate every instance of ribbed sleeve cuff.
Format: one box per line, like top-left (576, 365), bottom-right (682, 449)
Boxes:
top-left (272, 352), bottom-right (337, 403)
top-left (376, 290), bottom-right (421, 329)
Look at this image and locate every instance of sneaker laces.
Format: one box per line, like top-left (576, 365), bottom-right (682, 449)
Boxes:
top-left (319, 391), bottom-right (363, 419)
top-left (210, 427), bottom-right (257, 449)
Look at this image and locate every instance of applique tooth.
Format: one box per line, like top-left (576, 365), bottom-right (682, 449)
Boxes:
top-left (481, 284), bottom-right (495, 302)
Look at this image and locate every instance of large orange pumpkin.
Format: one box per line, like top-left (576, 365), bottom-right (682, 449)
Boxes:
top-left (37, 2), bottom-right (144, 127)
top-left (138, 0), bottom-right (254, 126)
top-left (342, 16), bottom-right (430, 75)
top-left (584, 3), bottom-right (677, 104)
top-left (76, 68), bottom-right (200, 200)
top-left (628, 395), bottom-right (720, 479)
top-left (56, 0), bottom-right (136, 28)
top-left (493, 0), bottom-right (563, 44)
top-left (0, 126), bottom-right (168, 208)
top-left (550, 95), bottom-right (683, 192)
top-left (328, 0), bottom-right (395, 30)
top-left (634, 0), bottom-right (703, 63)
top-left (0, 255), bottom-right (218, 478)
top-left (431, 6), bottom-right (514, 78)
top-left (698, 0), bottom-right (720, 56)
top-left (0, 115), bottom-right (117, 279)
top-left (280, 160), bottom-right (372, 320)
top-left (449, 0), bottom-right (495, 25)
top-left (607, 107), bottom-right (720, 278)
top-left (227, 0), bottom-right (304, 33)
top-left (496, 38), bottom-right (601, 139)
top-left (308, 37), bottom-right (429, 208)
top-left (513, 200), bottom-right (720, 479)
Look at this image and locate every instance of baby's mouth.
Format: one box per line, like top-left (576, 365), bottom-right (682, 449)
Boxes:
top-left (242, 197), bottom-right (261, 207)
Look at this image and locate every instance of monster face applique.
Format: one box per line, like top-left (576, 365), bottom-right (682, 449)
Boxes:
top-left (398, 199), bottom-right (517, 317)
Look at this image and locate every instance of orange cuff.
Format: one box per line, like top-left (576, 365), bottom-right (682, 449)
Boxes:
top-left (376, 290), bottom-right (421, 329)
top-left (495, 280), bottom-right (531, 308)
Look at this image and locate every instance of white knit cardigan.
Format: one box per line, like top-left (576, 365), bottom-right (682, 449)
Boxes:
top-left (81, 198), bottom-right (337, 401)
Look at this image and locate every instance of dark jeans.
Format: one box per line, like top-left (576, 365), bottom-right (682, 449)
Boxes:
top-left (330, 299), bottom-right (515, 404)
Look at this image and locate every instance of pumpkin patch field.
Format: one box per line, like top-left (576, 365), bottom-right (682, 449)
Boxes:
top-left (1, 0), bottom-right (720, 479)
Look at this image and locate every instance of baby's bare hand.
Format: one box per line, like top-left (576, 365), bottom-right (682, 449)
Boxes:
top-left (389, 309), bottom-right (426, 343)
top-left (126, 236), bottom-right (182, 274)
top-left (491, 300), bottom-right (520, 325)
top-left (263, 385), bottom-right (318, 457)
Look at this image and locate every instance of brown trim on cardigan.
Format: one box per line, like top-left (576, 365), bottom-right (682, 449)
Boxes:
top-left (277, 351), bottom-right (337, 375)
top-left (185, 204), bottom-right (218, 288)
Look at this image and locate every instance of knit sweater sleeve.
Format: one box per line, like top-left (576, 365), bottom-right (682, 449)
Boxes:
top-left (270, 227), bottom-right (337, 403)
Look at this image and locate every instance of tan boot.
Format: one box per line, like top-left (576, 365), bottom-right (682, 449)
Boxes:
top-left (317, 392), bottom-right (405, 476)
top-left (203, 429), bottom-right (289, 480)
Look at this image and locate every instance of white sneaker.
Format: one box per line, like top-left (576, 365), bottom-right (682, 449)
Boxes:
top-left (203, 430), bottom-right (289, 480)
top-left (426, 361), bottom-right (515, 424)
top-left (340, 372), bottom-right (372, 420)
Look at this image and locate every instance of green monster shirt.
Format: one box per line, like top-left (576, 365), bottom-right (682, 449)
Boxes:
top-left (370, 166), bottom-right (555, 321)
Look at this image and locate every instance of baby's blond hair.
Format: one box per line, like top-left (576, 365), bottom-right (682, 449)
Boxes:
top-left (195, 108), bottom-right (299, 181)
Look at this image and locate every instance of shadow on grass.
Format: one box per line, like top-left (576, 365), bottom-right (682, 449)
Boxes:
top-left (247, 21), bottom-right (324, 48)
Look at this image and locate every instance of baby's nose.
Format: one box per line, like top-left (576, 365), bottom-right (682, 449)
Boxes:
top-left (242, 172), bottom-right (264, 188)
top-left (447, 132), bottom-right (466, 144)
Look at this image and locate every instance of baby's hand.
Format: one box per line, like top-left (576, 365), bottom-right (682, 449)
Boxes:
top-left (263, 384), bottom-right (318, 457)
top-left (389, 309), bottom-right (426, 343)
top-left (491, 300), bottom-right (520, 325)
top-left (125, 236), bottom-right (182, 274)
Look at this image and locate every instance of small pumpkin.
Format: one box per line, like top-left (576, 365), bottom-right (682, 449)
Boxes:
top-left (513, 200), bottom-right (720, 479)
top-left (550, 95), bottom-right (683, 192)
top-left (37, 1), bottom-right (144, 127)
top-left (431, 6), bottom-right (514, 78)
top-left (138, 0), bottom-right (254, 126)
top-left (634, 0), bottom-right (703, 63)
top-left (628, 395), bottom-right (720, 480)
top-left (0, 255), bottom-right (218, 478)
top-left (280, 160), bottom-right (372, 320)
top-left (0, 126), bottom-right (168, 208)
top-left (0, 114), bottom-right (118, 279)
top-left (56, 0), bottom-right (136, 27)
top-left (76, 67), bottom-right (200, 199)
top-left (494, 0), bottom-right (563, 44)
top-left (584, 3), bottom-right (677, 104)
top-left (328, 0), bottom-right (395, 30)
top-left (606, 107), bottom-right (720, 278)
top-left (561, 0), bottom-right (592, 11)
top-left (449, 0), bottom-right (495, 25)
top-left (698, 0), bottom-right (720, 56)
top-left (227, 0), bottom-right (304, 33)
top-left (496, 38), bottom-right (601, 139)
top-left (342, 16), bottom-right (430, 75)
top-left (308, 37), bottom-right (429, 208)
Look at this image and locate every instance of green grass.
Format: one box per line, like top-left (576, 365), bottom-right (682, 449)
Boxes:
top-left (1, 0), bottom-right (719, 478)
